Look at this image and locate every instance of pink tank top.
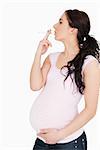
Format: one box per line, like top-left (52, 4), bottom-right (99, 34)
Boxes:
top-left (29, 52), bottom-right (99, 143)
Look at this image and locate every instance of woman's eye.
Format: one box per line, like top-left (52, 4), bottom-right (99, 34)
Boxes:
top-left (59, 21), bottom-right (62, 24)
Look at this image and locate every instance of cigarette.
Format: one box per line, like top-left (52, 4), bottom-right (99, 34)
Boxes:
top-left (37, 28), bottom-right (55, 40)
top-left (43, 29), bottom-right (51, 40)
top-left (38, 30), bottom-right (55, 34)
top-left (50, 27), bottom-right (55, 35)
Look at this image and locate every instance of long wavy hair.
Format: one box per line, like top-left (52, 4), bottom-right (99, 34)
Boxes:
top-left (60, 9), bottom-right (100, 95)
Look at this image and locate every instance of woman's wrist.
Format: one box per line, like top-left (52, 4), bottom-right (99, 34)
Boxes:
top-left (58, 128), bottom-right (67, 140)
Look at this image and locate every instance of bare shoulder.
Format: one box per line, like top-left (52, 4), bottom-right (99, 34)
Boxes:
top-left (83, 58), bottom-right (100, 93)
top-left (83, 58), bottom-right (100, 76)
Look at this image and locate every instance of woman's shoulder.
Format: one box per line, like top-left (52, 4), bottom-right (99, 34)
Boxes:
top-left (82, 55), bottom-right (99, 73)
top-left (85, 54), bottom-right (98, 60)
top-left (84, 55), bottom-right (99, 64)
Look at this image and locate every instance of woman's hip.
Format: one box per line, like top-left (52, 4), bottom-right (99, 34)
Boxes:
top-left (33, 131), bottom-right (87, 150)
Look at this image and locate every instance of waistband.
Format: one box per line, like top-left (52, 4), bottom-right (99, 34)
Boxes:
top-left (35, 131), bottom-right (87, 146)
top-left (37, 128), bottom-right (84, 143)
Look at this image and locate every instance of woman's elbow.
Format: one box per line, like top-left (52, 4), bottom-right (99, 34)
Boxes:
top-left (87, 109), bottom-right (97, 119)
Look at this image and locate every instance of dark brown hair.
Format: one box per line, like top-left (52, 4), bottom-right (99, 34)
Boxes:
top-left (60, 9), bottom-right (100, 94)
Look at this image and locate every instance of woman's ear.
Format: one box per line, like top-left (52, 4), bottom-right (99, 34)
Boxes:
top-left (74, 28), bottom-right (78, 34)
top-left (70, 28), bottom-right (78, 35)
top-left (70, 28), bottom-right (78, 33)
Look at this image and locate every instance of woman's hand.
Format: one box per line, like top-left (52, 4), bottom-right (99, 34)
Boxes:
top-left (37, 128), bottom-right (64, 144)
top-left (37, 30), bottom-right (52, 55)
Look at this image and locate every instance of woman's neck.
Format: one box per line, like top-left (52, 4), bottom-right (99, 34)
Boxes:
top-left (63, 40), bottom-right (80, 60)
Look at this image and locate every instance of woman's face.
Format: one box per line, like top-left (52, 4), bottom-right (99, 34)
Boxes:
top-left (53, 13), bottom-right (73, 42)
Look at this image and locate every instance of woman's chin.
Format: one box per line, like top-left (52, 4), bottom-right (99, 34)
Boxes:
top-left (54, 36), bottom-right (62, 41)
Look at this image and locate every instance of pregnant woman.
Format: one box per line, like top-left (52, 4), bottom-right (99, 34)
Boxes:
top-left (29, 9), bottom-right (100, 150)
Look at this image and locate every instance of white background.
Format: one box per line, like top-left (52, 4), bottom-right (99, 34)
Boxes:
top-left (0, 0), bottom-right (100, 150)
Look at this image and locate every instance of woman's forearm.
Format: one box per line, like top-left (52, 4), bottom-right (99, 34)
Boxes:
top-left (59, 108), bottom-right (95, 139)
top-left (30, 50), bottom-right (43, 90)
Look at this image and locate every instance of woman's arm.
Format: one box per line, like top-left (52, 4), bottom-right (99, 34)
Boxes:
top-left (30, 50), bottom-right (43, 90)
top-left (30, 30), bottom-right (52, 91)
top-left (60, 60), bottom-right (100, 139)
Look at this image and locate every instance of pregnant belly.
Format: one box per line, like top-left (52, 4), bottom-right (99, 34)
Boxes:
top-left (29, 96), bottom-right (78, 133)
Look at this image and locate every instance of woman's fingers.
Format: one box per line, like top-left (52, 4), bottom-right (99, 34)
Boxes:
top-left (37, 29), bottom-right (52, 54)
top-left (40, 39), bottom-right (52, 47)
top-left (43, 29), bottom-right (51, 40)
top-left (40, 29), bottom-right (52, 47)
top-left (47, 40), bottom-right (52, 47)
top-left (44, 40), bottom-right (52, 47)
